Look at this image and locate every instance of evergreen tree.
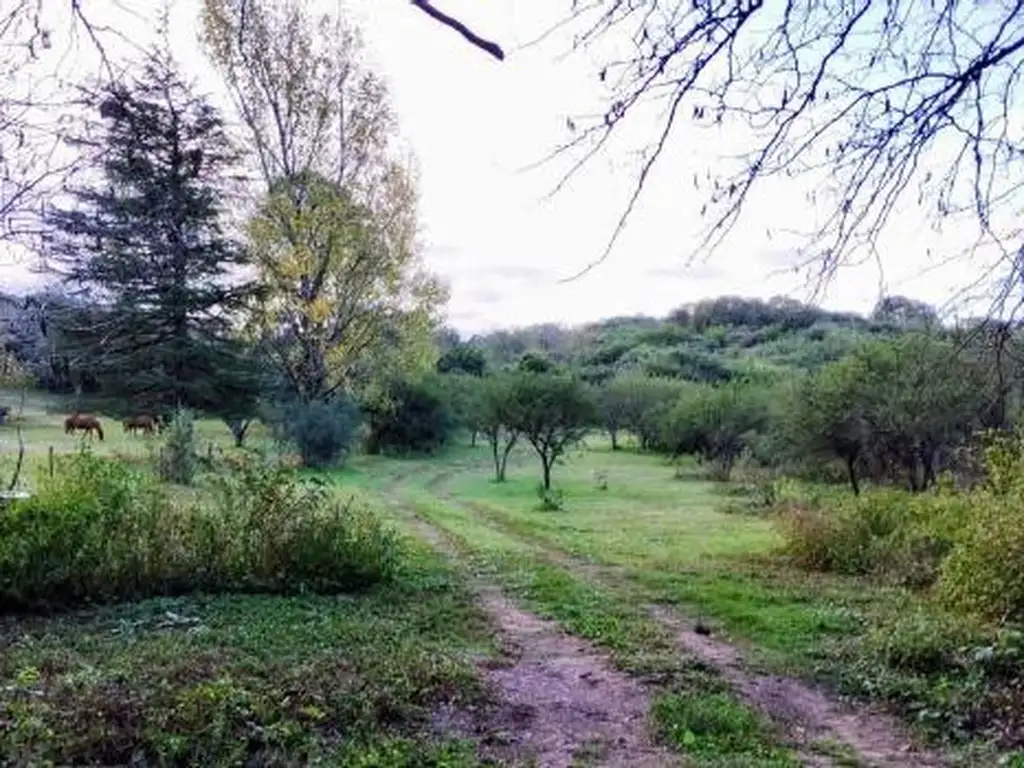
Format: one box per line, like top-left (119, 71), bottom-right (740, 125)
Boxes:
top-left (44, 48), bottom-right (256, 416)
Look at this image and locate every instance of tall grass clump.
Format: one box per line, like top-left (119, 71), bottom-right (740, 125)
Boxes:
top-left (938, 431), bottom-right (1024, 620)
top-left (0, 450), bottom-right (401, 612)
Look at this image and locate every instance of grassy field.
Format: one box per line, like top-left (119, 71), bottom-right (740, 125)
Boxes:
top-left (0, 395), bottom-right (1017, 765)
top-left (340, 439), bottom-right (1022, 766)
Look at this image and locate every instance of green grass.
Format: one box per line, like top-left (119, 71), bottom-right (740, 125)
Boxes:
top-left (0, 544), bottom-right (497, 766)
top-left (1, 395), bottom-right (1013, 763)
top-left (340, 437), bottom-right (1021, 762)
top-left (340, 449), bottom-right (802, 764)
top-left (348, 443), bottom-right (861, 663)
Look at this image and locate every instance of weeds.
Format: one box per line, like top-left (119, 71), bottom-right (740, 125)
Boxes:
top-left (0, 450), bottom-right (401, 611)
top-left (0, 546), bottom-right (493, 766)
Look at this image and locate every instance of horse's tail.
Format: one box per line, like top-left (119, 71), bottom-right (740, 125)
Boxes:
top-left (96, 422), bottom-right (104, 441)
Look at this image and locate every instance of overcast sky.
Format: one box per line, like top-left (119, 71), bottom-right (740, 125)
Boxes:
top-left (0, 0), bottom-right (994, 334)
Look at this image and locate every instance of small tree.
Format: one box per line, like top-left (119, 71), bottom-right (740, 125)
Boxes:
top-left (518, 351), bottom-right (557, 375)
top-left (779, 361), bottom-right (872, 494)
top-left (594, 381), bottom-right (627, 450)
top-left (445, 372), bottom-right (486, 447)
top-left (363, 375), bottom-right (454, 455)
top-left (608, 372), bottom-right (686, 451)
top-left (478, 375), bottom-right (521, 482)
top-left (271, 396), bottom-right (361, 468)
top-left (662, 381), bottom-right (770, 480)
top-left (158, 408), bottom-right (199, 485)
top-left (508, 374), bottom-right (596, 490)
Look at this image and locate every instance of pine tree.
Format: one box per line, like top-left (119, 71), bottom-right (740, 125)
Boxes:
top-left (44, 48), bottom-right (258, 417)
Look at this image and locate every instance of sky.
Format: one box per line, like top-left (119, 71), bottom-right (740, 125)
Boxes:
top-left (0, 0), bottom-right (997, 335)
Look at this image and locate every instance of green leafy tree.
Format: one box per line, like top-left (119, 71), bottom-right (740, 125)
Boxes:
top-left (602, 372), bottom-right (686, 451)
top-left (662, 381), bottom-right (769, 480)
top-left (246, 172), bottom-right (446, 402)
top-left (779, 363), bottom-right (872, 493)
top-left (204, 0), bottom-right (447, 402)
top-left (518, 351), bottom-right (557, 375)
top-left (363, 375), bottom-right (454, 455)
top-left (478, 375), bottom-right (521, 483)
top-left (43, 49), bottom-right (253, 416)
top-left (445, 372), bottom-right (487, 447)
top-left (782, 334), bottom-right (987, 493)
top-left (437, 344), bottom-right (487, 377)
top-left (508, 374), bottom-right (596, 490)
top-left (856, 335), bottom-right (987, 491)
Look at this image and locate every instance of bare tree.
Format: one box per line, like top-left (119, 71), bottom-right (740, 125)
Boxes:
top-left (533, 1), bottom-right (1024, 303)
top-left (0, 0), bottom-right (68, 246)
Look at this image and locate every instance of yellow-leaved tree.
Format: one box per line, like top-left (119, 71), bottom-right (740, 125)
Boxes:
top-left (246, 170), bottom-right (445, 401)
top-left (202, 0), bottom-right (447, 402)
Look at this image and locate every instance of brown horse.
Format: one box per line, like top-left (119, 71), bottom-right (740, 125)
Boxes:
top-left (123, 414), bottom-right (156, 436)
top-left (65, 413), bottom-right (104, 441)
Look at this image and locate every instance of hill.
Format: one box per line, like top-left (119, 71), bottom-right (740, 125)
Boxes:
top-left (454, 293), bottom-right (945, 382)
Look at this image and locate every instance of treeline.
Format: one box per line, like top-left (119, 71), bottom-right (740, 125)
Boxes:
top-left (430, 296), bottom-right (1023, 496)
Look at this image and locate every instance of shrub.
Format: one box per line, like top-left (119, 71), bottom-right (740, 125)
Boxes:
top-left (0, 451), bottom-right (401, 612)
top-left (861, 607), bottom-right (987, 675)
top-left (201, 455), bottom-right (402, 592)
top-left (775, 488), bottom-right (971, 586)
top-left (272, 396), bottom-right (361, 468)
top-left (364, 376), bottom-right (454, 455)
top-left (536, 483), bottom-right (565, 511)
top-left (939, 497), bottom-right (1024, 620)
top-left (157, 407), bottom-right (199, 485)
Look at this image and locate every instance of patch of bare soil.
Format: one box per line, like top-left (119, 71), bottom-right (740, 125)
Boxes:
top-left (475, 588), bottom-right (676, 767)
top-left (652, 608), bottom-right (948, 768)
top-left (401, 503), bottom-right (677, 767)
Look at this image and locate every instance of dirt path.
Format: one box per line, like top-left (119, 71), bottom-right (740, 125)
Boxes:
top-left (425, 477), bottom-right (950, 768)
top-left (652, 608), bottom-right (946, 768)
top-left (400, 511), bottom-right (678, 767)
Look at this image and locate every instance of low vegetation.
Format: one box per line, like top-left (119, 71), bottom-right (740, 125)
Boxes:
top-left (0, 546), bottom-right (494, 765)
top-left (0, 449), bottom-right (400, 612)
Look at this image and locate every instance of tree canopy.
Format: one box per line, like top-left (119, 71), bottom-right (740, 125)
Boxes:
top-left (42, 48), bottom-right (256, 416)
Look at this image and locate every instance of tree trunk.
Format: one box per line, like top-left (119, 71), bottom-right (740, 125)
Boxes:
top-left (491, 439), bottom-right (503, 482)
top-left (542, 458), bottom-right (552, 490)
top-left (230, 419), bottom-right (250, 448)
top-left (610, 428), bottom-right (619, 451)
top-left (499, 437), bottom-right (517, 482)
top-left (844, 455), bottom-right (860, 495)
top-left (921, 447), bottom-right (937, 489)
top-left (470, 429), bottom-right (477, 447)
top-left (905, 453), bottom-right (921, 492)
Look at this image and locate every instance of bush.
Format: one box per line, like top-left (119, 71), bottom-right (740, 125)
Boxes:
top-left (939, 497), bottom-right (1024, 620)
top-left (861, 607), bottom-right (987, 675)
top-left (364, 376), bottom-right (454, 455)
top-left (536, 483), bottom-right (565, 511)
top-left (0, 451), bottom-right (401, 611)
top-left (272, 396), bottom-right (361, 468)
top-left (157, 407), bottom-right (199, 485)
top-left (775, 488), bottom-right (971, 586)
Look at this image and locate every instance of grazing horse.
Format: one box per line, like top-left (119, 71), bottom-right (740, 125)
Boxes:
top-left (64, 413), bottom-right (104, 441)
top-left (123, 414), bottom-right (156, 436)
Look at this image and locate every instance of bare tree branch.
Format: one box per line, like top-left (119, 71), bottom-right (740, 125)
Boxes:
top-left (538, 0), bottom-right (1024, 307)
top-left (410, 0), bottom-right (504, 61)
